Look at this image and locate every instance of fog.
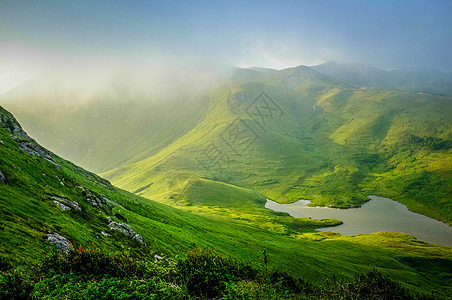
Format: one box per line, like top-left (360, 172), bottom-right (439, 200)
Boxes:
top-left (0, 55), bottom-right (235, 105)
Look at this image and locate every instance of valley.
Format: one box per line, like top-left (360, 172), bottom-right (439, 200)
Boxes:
top-left (1, 63), bottom-right (452, 298)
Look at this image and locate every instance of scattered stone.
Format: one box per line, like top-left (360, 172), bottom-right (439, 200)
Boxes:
top-left (153, 254), bottom-right (163, 262)
top-left (0, 140), bottom-right (4, 146)
top-left (78, 186), bottom-right (112, 211)
top-left (108, 221), bottom-right (144, 245)
top-left (101, 231), bottom-right (110, 237)
top-left (51, 196), bottom-right (81, 212)
top-left (47, 232), bottom-right (70, 251)
top-left (0, 170), bottom-right (7, 184)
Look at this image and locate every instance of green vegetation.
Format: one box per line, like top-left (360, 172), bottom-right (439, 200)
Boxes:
top-left (3, 66), bottom-right (452, 225)
top-left (95, 69), bottom-right (452, 225)
top-left (0, 246), bottom-right (438, 299)
top-left (1, 63), bottom-right (452, 299)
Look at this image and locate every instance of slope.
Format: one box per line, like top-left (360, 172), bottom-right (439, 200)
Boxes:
top-left (1, 106), bottom-right (452, 297)
top-left (103, 66), bottom-right (452, 224)
top-left (0, 71), bottom-right (211, 173)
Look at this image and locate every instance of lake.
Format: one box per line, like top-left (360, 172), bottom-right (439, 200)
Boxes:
top-left (265, 195), bottom-right (452, 247)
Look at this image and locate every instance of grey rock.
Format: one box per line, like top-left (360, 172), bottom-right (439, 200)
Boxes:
top-left (108, 221), bottom-right (144, 245)
top-left (78, 186), bottom-right (112, 211)
top-left (52, 200), bottom-right (71, 211)
top-left (153, 254), bottom-right (163, 262)
top-left (16, 139), bottom-right (59, 166)
top-left (0, 140), bottom-right (4, 146)
top-left (0, 112), bottom-right (30, 140)
top-left (132, 234), bottom-right (144, 244)
top-left (0, 170), bottom-right (6, 184)
top-left (101, 231), bottom-right (110, 237)
top-left (51, 196), bottom-right (81, 212)
top-left (47, 232), bottom-right (70, 251)
top-left (0, 108), bottom-right (61, 168)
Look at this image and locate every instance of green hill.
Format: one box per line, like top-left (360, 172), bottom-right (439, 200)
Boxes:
top-left (100, 67), bottom-right (452, 225)
top-left (2, 106), bottom-right (452, 298)
top-left (2, 65), bottom-right (452, 226)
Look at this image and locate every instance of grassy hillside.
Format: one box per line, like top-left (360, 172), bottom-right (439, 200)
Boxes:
top-left (2, 66), bottom-right (451, 223)
top-left (1, 106), bottom-right (452, 298)
top-left (101, 67), bottom-right (452, 225)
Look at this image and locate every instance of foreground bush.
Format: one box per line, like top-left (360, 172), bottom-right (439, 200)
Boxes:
top-left (40, 245), bottom-right (147, 279)
top-left (176, 248), bottom-right (258, 298)
top-left (0, 269), bottom-right (33, 300)
top-left (321, 270), bottom-right (414, 300)
top-left (0, 246), bottom-right (437, 299)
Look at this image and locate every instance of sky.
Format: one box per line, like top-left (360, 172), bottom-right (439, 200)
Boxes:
top-left (1, 0), bottom-right (451, 93)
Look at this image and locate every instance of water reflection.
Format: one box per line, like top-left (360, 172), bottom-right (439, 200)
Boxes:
top-left (265, 195), bottom-right (452, 246)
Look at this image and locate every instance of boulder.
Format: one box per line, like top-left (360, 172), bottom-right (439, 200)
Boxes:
top-left (153, 254), bottom-right (163, 262)
top-left (51, 196), bottom-right (81, 212)
top-left (47, 232), bottom-right (71, 251)
top-left (108, 221), bottom-right (144, 245)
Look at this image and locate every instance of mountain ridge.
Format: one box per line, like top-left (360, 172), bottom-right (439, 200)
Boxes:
top-left (1, 98), bottom-right (452, 296)
top-left (2, 64), bottom-right (452, 227)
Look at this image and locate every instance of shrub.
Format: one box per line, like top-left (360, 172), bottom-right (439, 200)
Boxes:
top-left (322, 270), bottom-right (414, 300)
top-left (176, 248), bottom-right (258, 298)
top-left (0, 269), bottom-right (33, 300)
top-left (0, 256), bottom-right (12, 272)
top-left (40, 245), bottom-right (145, 279)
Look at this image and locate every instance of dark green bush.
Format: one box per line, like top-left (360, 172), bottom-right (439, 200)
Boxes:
top-left (176, 248), bottom-right (258, 298)
top-left (0, 256), bottom-right (12, 272)
top-left (40, 244), bottom-right (145, 279)
top-left (322, 270), bottom-right (414, 300)
top-left (0, 269), bottom-right (33, 300)
top-left (0, 247), bottom-right (431, 299)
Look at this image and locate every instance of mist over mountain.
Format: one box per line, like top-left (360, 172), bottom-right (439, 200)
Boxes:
top-left (311, 61), bottom-right (452, 96)
top-left (2, 1), bottom-right (452, 298)
top-left (2, 62), bottom-right (451, 227)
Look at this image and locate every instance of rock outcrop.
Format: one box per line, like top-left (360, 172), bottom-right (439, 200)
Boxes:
top-left (1, 106), bottom-right (60, 168)
top-left (51, 196), bottom-right (81, 212)
top-left (47, 232), bottom-right (71, 251)
top-left (15, 139), bottom-right (59, 166)
top-left (108, 221), bottom-right (144, 245)
top-left (78, 186), bottom-right (112, 211)
top-left (0, 108), bottom-right (30, 140)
